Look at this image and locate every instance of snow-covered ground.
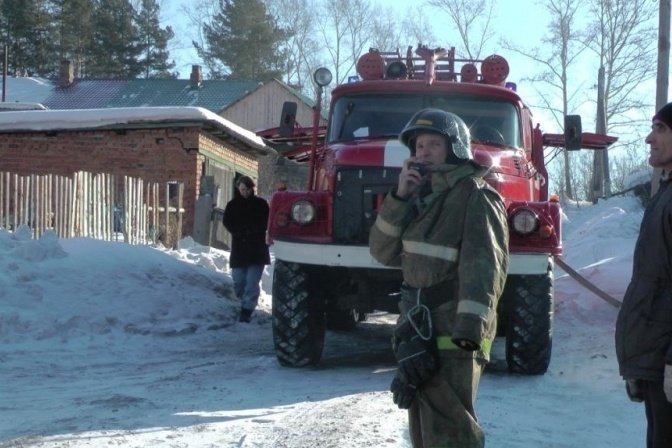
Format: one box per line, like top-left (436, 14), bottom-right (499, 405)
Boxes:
top-left (0, 194), bottom-right (648, 447)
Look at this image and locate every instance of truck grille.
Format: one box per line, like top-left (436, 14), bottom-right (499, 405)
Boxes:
top-left (333, 168), bottom-right (400, 244)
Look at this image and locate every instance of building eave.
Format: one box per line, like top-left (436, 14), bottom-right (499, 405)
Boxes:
top-left (0, 106), bottom-right (275, 158)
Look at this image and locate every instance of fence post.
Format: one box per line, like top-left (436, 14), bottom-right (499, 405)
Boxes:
top-left (67, 174), bottom-right (74, 238)
top-left (123, 176), bottom-right (129, 243)
top-left (0, 171), bottom-right (186, 247)
top-left (0, 172), bottom-right (3, 229)
top-left (164, 183), bottom-right (170, 246)
top-left (177, 183), bottom-right (184, 243)
top-left (12, 174), bottom-right (18, 230)
top-left (33, 174), bottom-right (39, 238)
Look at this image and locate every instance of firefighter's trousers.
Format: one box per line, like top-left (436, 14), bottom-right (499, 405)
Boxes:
top-left (408, 356), bottom-right (485, 448)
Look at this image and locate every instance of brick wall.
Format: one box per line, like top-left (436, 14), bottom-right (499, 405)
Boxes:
top-left (198, 133), bottom-right (258, 180)
top-left (0, 127), bottom-right (201, 235)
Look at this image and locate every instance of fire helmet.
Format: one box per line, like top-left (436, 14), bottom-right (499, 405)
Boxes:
top-left (399, 108), bottom-right (472, 162)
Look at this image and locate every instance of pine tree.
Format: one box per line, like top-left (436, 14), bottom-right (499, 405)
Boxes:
top-left (195, 0), bottom-right (288, 80)
top-left (88, 0), bottom-right (143, 78)
top-left (0, 0), bottom-right (55, 77)
top-left (136, 0), bottom-right (176, 79)
top-left (51, 0), bottom-right (95, 78)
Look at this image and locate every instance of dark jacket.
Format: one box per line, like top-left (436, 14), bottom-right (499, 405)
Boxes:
top-left (615, 178), bottom-right (672, 380)
top-left (223, 193), bottom-right (271, 268)
top-left (369, 162), bottom-right (509, 360)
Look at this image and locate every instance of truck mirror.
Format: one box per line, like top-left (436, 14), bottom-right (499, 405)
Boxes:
top-left (279, 101), bottom-right (297, 138)
top-left (564, 115), bottom-right (582, 151)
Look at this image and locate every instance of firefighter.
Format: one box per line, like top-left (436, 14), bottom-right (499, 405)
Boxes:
top-left (369, 108), bottom-right (509, 447)
top-left (615, 102), bottom-right (672, 447)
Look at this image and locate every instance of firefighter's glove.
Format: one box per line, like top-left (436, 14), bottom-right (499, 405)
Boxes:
top-left (394, 337), bottom-right (437, 386)
top-left (625, 378), bottom-right (644, 403)
top-left (665, 365), bottom-right (672, 403)
top-left (390, 370), bottom-right (416, 409)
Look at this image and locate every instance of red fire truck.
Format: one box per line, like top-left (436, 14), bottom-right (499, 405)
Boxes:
top-left (260, 45), bottom-right (616, 374)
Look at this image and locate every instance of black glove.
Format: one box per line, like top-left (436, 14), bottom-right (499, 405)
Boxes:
top-left (390, 370), bottom-right (417, 409)
top-left (395, 337), bottom-right (437, 386)
top-left (625, 379), bottom-right (644, 403)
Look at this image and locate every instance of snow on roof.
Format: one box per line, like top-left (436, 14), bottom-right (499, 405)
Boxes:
top-left (0, 106), bottom-right (272, 155)
top-left (0, 102), bottom-right (48, 111)
top-left (1, 76), bottom-right (54, 103)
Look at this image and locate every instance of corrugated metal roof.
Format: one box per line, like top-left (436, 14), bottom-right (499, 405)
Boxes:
top-left (1, 77), bottom-right (54, 104)
top-left (43, 80), bottom-right (129, 110)
top-left (106, 79), bottom-right (262, 112)
top-left (41, 78), bottom-right (263, 114)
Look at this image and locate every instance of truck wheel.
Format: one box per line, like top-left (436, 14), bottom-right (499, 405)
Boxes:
top-left (272, 260), bottom-right (326, 367)
top-left (326, 308), bottom-right (362, 331)
top-left (503, 269), bottom-right (553, 375)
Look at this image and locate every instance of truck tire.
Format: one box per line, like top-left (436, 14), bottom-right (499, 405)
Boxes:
top-left (272, 260), bottom-right (326, 367)
top-left (503, 269), bottom-right (553, 375)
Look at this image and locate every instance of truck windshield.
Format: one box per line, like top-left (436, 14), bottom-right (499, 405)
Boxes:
top-left (328, 94), bottom-right (521, 148)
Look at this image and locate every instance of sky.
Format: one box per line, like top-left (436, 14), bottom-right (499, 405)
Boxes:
top-left (161, 0), bottom-right (545, 76)
top-left (162, 0), bottom-right (546, 84)
top-left (0, 178), bottom-right (656, 447)
top-left (159, 0), bottom-right (662, 142)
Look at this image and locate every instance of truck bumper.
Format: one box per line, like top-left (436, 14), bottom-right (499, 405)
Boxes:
top-left (270, 241), bottom-right (552, 275)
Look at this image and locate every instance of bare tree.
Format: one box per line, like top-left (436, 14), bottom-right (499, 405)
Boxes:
top-left (586, 0), bottom-right (657, 199)
top-left (368, 5), bottom-right (439, 59)
top-left (399, 7), bottom-right (439, 49)
top-left (610, 140), bottom-right (652, 192)
top-left (424, 0), bottom-right (495, 59)
top-left (368, 5), bottom-right (405, 52)
top-left (182, 0), bottom-right (221, 78)
top-left (502, 0), bottom-right (589, 201)
top-left (266, 0), bottom-right (323, 93)
top-left (318, 0), bottom-right (375, 85)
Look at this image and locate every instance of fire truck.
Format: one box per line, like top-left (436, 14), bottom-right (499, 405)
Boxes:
top-left (259, 45), bottom-right (616, 374)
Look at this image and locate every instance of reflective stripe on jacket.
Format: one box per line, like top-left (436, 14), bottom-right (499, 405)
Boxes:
top-left (370, 162), bottom-right (509, 360)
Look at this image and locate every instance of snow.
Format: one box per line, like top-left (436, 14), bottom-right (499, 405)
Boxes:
top-left (0, 102), bottom-right (48, 111)
top-left (1, 194), bottom-right (648, 447)
top-left (0, 106), bottom-right (270, 153)
top-left (1, 77), bottom-right (54, 104)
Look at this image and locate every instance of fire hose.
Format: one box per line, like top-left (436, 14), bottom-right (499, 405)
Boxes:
top-left (554, 256), bottom-right (622, 308)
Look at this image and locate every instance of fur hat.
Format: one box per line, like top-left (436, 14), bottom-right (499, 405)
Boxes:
top-left (653, 103), bottom-right (672, 129)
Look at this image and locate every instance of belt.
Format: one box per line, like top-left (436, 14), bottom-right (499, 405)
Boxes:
top-left (400, 280), bottom-right (453, 310)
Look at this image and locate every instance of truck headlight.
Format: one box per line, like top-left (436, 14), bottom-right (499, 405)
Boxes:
top-left (511, 208), bottom-right (538, 235)
top-left (291, 200), bottom-right (315, 225)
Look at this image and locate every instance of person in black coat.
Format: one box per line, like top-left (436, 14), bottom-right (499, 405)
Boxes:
top-left (223, 176), bottom-right (270, 322)
top-left (615, 102), bottom-right (672, 447)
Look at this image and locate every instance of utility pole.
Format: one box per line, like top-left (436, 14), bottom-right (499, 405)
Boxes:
top-left (591, 66), bottom-right (607, 202)
top-left (598, 66), bottom-right (610, 197)
top-left (652, 0), bottom-right (670, 195)
top-left (2, 44), bottom-right (7, 102)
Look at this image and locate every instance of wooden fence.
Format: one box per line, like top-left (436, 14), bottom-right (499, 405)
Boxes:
top-left (0, 171), bottom-right (184, 247)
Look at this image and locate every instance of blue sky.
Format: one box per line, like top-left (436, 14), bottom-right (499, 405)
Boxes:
top-left (161, 0), bottom-right (554, 124)
top-left (162, 0), bottom-right (546, 81)
top-left (160, 0), bottom-right (665, 141)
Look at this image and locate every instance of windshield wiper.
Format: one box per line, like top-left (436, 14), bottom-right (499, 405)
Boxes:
top-left (336, 102), bottom-right (355, 140)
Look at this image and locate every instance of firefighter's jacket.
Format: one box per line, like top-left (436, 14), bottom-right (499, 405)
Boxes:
top-left (369, 162), bottom-right (509, 361)
top-left (616, 178), bottom-right (672, 381)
